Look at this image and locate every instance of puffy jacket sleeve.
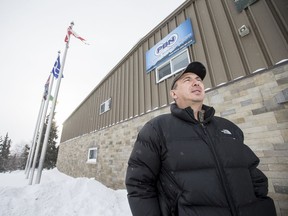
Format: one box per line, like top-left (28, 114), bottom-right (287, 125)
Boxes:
top-left (238, 129), bottom-right (269, 198)
top-left (249, 154), bottom-right (269, 197)
top-left (125, 122), bottom-right (162, 216)
top-left (229, 120), bottom-right (269, 198)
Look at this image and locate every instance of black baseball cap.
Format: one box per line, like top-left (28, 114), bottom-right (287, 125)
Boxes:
top-left (171, 61), bottom-right (206, 90)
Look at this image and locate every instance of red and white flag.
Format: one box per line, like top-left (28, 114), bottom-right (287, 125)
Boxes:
top-left (64, 26), bottom-right (89, 45)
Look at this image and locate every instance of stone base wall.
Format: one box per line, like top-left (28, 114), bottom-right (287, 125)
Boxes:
top-left (57, 63), bottom-right (288, 215)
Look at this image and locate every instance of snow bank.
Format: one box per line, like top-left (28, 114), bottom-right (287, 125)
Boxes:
top-left (0, 168), bottom-right (132, 216)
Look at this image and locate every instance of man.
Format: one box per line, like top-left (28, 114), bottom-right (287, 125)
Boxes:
top-left (125, 62), bottom-right (276, 216)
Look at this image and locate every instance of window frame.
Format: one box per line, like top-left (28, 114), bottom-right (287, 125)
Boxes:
top-left (155, 49), bottom-right (190, 83)
top-left (86, 147), bottom-right (98, 164)
top-left (99, 98), bottom-right (111, 115)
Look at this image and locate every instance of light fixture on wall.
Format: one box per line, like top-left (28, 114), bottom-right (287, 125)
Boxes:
top-left (238, 25), bottom-right (250, 37)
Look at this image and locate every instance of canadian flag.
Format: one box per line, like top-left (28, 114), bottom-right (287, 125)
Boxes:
top-left (64, 26), bottom-right (89, 45)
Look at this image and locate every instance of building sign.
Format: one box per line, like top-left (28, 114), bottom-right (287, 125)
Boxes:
top-left (145, 19), bottom-right (195, 73)
top-left (233, 0), bottom-right (259, 12)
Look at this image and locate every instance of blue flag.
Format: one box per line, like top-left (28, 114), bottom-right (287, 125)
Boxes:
top-left (52, 55), bottom-right (62, 78)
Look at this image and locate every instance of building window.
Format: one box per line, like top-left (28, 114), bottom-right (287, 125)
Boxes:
top-left (156, 49), bottom-right (190, 83)
top-left (87, 147), bottom-right (97, 164)
top-left (100, 98), bottom-right (111, 115)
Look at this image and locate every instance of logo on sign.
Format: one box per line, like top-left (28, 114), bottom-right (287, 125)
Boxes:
top-left (154, 34), bottom-right (178, 56)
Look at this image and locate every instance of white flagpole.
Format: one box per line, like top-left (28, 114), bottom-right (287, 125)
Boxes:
top-left (25, 98), bottom-right (45, 177)
top-left (35, 23), bottom-right (72, 184)
top-left (25, 75), bottom-right (51, 177)
top-left (28, 73), bottom-right (55, 185)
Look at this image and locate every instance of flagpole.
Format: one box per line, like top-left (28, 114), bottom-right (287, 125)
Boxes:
top-left (28, 74), bottom-right (55, 185)
top-left (35, 23), bottom-right (72, 184)
top-left (25, 98), bottom-right (45, 177)
top-left (25, 74), bottom-right (51, 177)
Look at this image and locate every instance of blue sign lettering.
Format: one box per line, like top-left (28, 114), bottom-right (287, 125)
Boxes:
top-left (155, 34), bottom-right (178, 56)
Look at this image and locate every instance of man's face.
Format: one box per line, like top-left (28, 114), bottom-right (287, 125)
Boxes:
top-left (170, 72), bottom-right (205, 108)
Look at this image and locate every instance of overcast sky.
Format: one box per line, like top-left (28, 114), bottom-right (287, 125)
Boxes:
top-left (0, 0), bottom-right (186, 150)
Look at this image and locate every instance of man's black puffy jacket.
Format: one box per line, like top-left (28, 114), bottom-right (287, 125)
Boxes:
top-left (125, 103), bottom-right (276, 216)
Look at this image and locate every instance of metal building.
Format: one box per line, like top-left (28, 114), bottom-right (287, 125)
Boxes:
top-left (60, 0), bottom-right (288, 142)
top-left (57, 1), bottom-right (288, 214)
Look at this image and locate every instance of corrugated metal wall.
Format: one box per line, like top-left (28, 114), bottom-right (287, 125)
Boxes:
top-left (60, 0), bottom-right (288, 142)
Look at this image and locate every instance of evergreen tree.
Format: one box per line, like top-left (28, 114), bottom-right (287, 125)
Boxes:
top-left (19, 144), bottom-right (30, 170)
top-left (0, 133), bottom-right (11, 172)
top-left (38, 113), bottom-right (59, 169)
top-left (0, 135), bottom-right (3, 172)
top-left (8, 154), bottom-right (18, 171)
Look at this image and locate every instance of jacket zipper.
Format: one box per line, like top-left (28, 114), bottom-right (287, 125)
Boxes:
top-left (198, 111), bottom-right (238, 216)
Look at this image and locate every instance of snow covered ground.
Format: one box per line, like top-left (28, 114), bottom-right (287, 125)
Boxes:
top-left (0, 168), bottom-right (132, 216)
